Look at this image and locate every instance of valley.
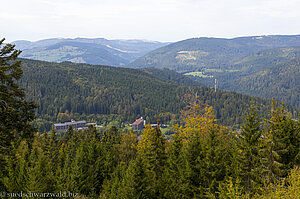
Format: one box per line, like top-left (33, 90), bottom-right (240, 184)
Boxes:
top-left (128, 35), bottom-right (300, 109)
top-left (19, 58), bottom-right (283, 132)
top-left (1, 35), bottom-right (299, 198)
top-left (2, 0), bottom-right (300, 197)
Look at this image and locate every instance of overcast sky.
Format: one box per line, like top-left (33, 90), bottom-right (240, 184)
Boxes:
top-left (1, 0), bottom-right (300, 42)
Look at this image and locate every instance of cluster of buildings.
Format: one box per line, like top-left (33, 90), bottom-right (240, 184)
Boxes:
top-left (53, 117), bottom-right (165, 132)
top-left (52, 119), bottom-right (96, 132)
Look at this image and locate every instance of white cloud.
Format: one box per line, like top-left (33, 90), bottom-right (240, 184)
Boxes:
top-left (1, 0), bottom-right (300, 42)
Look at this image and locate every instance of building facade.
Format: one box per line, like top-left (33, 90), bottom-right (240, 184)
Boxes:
top-left (52, 119), bottom-right (87, 132)
top-left (132, 117), bottom-right (147, 131)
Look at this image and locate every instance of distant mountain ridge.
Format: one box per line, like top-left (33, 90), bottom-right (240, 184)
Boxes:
top-left (13, 38), bottom-right (169, 66)
top-left (128, 35), bottom-right (300, 109)
top-left (129, 35), bottom-right (300, 71)
top-left (13, 35), bottom-right (300, 109)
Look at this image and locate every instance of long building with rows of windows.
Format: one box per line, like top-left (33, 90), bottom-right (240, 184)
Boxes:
top-left (52, 119), bottom-right (94, 132)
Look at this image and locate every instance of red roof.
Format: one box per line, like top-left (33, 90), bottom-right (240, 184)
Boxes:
top-left (132, 118), bottom-right (144, 125)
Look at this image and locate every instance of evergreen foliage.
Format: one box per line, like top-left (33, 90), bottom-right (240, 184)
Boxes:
top-left (0, 101), bottom-right (298, 198)
top-left (0, 43), bottom-right (299, 198)
top-left (238, 102), bottom-right (263, 194)
top-left (0, 39), bottom-right (37, 190)
top-left (18, 58), bottom-right (281, 132)
top-left (129, 36), bottom-right (300, 109)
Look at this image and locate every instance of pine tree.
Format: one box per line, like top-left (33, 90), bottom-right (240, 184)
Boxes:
top-left (263, 101), bottom-right (300, 181)
top-left (54, 141), bottom-right (67, 192)
top-left (137, 125), bottom-right (167, 198)
top-left (171, 95), bottom-right (234, 198)
top-left (253, 166), bottom-right (300, 199)
top-left (204, 127), bottom-right (233, 196)
top-left (3, 140), bottom-right (30, 192)
top-left (101, 126), bottom-right (121, 182)
top-left (164, 130), bottom-right (185, 198)
top-left (26, 136), bottom-right (50, 193)
top-left (65, 125), bottom-right (74, 142)
top-left (238, 102), bottom-right (262, 194)
top-left (117, 131), bottom-right (138, 166)
top-left (103, 156), bottom-right (148, 199)
top-left (182, 128), bottom-right (209, 198)
top-left (69, 130), bottom-right (103, 197)
top-left (0, 38), bottom-right (37, 189)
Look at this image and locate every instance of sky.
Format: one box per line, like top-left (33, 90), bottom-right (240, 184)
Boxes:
top-left (1, 0), bottom-right (300, 42)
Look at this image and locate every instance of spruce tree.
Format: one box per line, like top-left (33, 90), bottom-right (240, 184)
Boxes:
top-left (3, 140), bottom-right (30, 192)
top-left (65, 125), bottom-right (74, 142)
top-left (107, 157), bottom-right (147, 199)
top-left (137, 125), bottom-right (167, 198)
top-left (238, 102), bottom-right (262, 194)
top-left (26, 136), bottom-right (50, 193)
top-left (164, 131), bottom-right (185, 198)
top-left (0, 38), bottom-right (37, 189)
top-left (263, 101), bottom-right (300, 181)
top-left (204, 127), bottom-right (233, 196)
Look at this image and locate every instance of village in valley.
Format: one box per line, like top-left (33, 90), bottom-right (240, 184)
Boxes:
top-left (52, 116), bottom-right (170, 137)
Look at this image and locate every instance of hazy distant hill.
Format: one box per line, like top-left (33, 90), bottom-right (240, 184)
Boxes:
top-left (128, 35), bottom-right (300, 108)
top-left (13, 38), bottom-right (169, 66)
top-left (19, 59), bottom-right (281, 131)
top-left (129, 35), bottom-right (300, 70)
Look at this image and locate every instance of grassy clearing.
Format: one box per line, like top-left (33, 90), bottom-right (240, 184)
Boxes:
top-left (205, 68), bottom-right (240, 73)
top-left (184, 71), bottom-right (213, 78)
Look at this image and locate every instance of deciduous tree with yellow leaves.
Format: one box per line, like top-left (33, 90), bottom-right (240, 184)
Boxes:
top-left (173, 94), bottom-right (218, 142)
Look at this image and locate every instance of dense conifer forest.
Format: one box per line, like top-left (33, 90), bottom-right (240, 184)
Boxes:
top-left (19, 59), bottom-right (298, 132)
top-left (1, 40), bottom-right (299, 198)
top-left (129, 36), bottom-right (300, 109)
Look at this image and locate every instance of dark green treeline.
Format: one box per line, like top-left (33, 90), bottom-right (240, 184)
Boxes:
top-left (1, 39), bottom-right (299, 198)
top-left (18, 58), bottom-right (291, 132)
top-left (1, 102), bottom-right (299, 198)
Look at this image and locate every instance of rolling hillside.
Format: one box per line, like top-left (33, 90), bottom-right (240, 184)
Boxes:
top-left (224, 56), bottom-right (300, 108)
top-left (128, 35), bottom-right (300, 108)
top-left (190, 47), bottom-right (300, 109)
top-left (141, 67), bottom-right (202, 87)
top-left (13, 38), bottom-right (169, 66)
top-left (19, 59), bottom-right (281, 131)
top-left (129, 35), bottom-right (300, 71)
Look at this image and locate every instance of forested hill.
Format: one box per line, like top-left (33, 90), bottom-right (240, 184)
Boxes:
top-left (141, 67), bottom-right (202, 87)
top-left (128, 35), bottom-right (300, 109)
top-left (19, 59), bottom-right (290, 131)
top-left (128, 35), bottom-right (300, 71)
top-left (219, 47), bottom-right (300, 109)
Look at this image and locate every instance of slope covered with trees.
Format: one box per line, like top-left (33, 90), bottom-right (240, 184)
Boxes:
top-left (129, 35), bottom-right (300, 71)
top-left (128, 35), bottom-right (300, 109)
top-left (198, 47), bottom-right (300, 109)
top-left (1, 38), bottom-right (299, 199)
top-left (18, 59), bottom-right (284, 132)
top-left (223, 56), bottom-right (300, 109)
top-left (141, 67), bottom-right (202, 87)
top-left (2, 99), bottom-right (299, 198)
